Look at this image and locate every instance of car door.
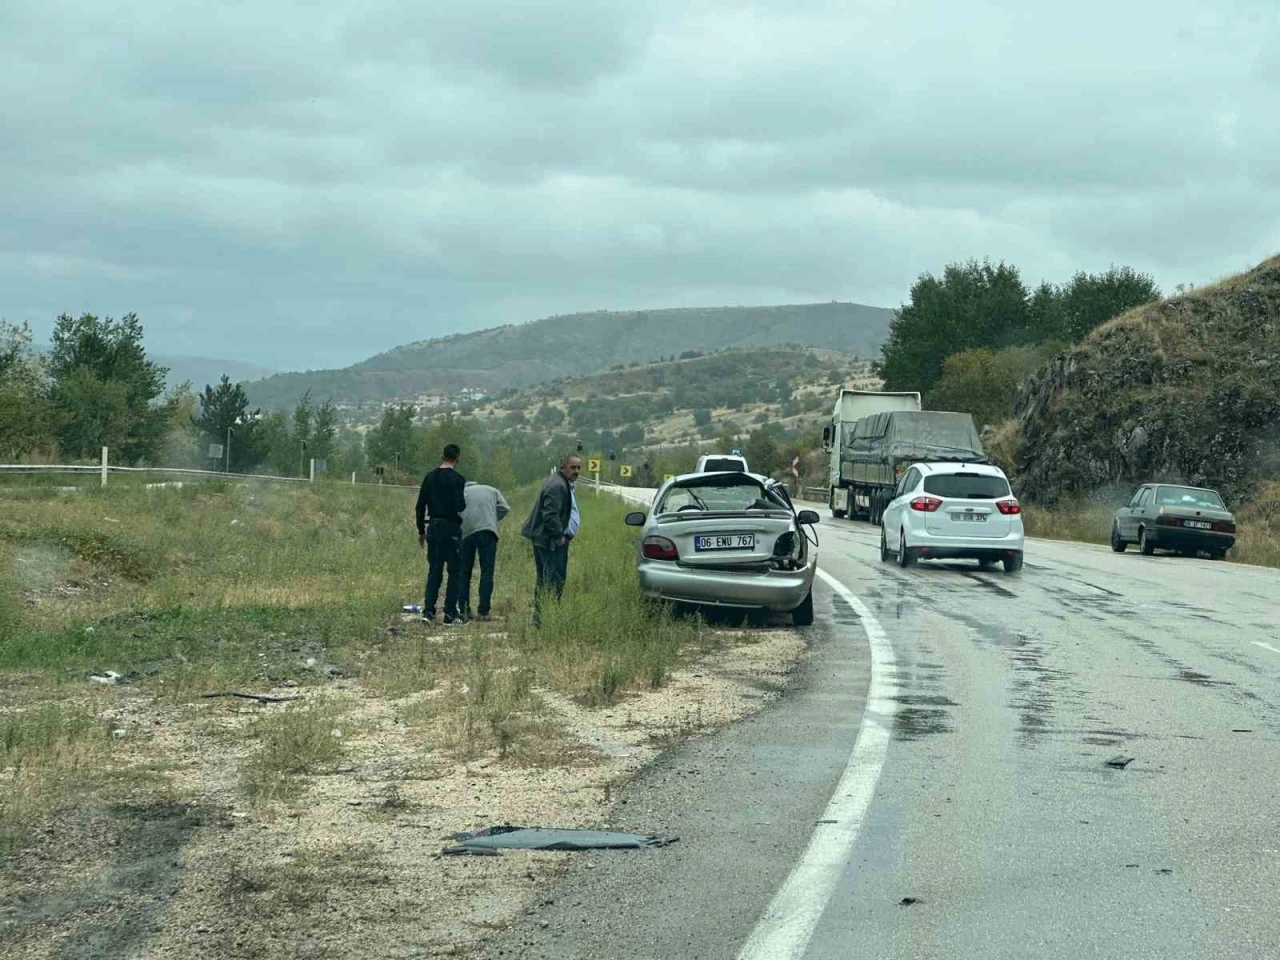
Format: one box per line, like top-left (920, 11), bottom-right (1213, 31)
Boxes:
top-left (1131, 487), bottom-right (1154, 537)
top-left (1117, 487), bottom-right (1139, 538)
top-left (884, 468), bottom-right (919, 549)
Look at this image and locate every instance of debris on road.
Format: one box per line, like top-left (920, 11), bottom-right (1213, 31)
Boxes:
top-left (442, 825), bottom-right (678, 856)
top-left (199, 691), bottom-right (302, 703)
top-left (1105, 755), bottom-right (1135, 769)
top-left (88, 671), bottom-right (122, 685)
top-left (898, 897), bottom-right (923, 907)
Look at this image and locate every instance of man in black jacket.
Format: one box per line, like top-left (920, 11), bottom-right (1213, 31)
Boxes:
top-left (415, 444), bottom-right (467, 624)
top-left (521, 453), bottom-right (582, 625)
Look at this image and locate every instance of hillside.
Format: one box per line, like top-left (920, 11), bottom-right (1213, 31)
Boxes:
top-left (469, 347), bottom-right (878, 452)
top-left (154, 354), bottom-right (276, 392)
top-left (1006, 254), bottom-right (1280, 505)
top-left (243, 301), bottom-right (894, 411)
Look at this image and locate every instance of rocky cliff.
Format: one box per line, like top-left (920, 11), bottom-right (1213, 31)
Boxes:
top-left (1010, 255), bottom-right (1280, 505)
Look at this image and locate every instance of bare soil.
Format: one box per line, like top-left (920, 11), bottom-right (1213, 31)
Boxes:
top-left (1, 625), bottom-right (807, 959)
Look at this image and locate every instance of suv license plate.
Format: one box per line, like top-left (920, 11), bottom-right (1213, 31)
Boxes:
top-left (694, 534), bottom-right (755, 551)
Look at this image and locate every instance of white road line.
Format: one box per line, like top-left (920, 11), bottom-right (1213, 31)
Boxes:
top-left (1253, 641), bottom-right (1280, 656)
top-left (736, 567), bottom-right (898, 960)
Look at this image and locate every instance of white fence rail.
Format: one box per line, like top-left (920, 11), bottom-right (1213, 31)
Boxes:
top-left (0, 447), bottom-right (417, 490)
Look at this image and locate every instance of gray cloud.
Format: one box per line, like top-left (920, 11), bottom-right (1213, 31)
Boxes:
top-left (2, 0), bottom-right (1278, 370)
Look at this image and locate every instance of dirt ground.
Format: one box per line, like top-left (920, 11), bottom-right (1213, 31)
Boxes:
top-left (1, 624), bottom-right (807, 959)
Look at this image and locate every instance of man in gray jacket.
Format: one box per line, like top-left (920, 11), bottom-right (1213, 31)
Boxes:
top-left (521, 453), bottom-right (582, 625)
top-left (459, 481), bottom-right (510, 621)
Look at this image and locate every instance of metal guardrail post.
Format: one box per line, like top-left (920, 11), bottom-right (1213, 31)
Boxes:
top-left (101, 447), bottom-right (108, 488)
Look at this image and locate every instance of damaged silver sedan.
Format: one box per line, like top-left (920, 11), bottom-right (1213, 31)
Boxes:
top-left (624, 472), bottom-right (820, 625)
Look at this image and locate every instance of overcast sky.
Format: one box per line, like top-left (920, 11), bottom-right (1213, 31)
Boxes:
top-left (4, 1), bottom-right (1277, 371)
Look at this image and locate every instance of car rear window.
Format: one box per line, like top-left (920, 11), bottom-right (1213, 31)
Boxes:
top-left (1155, 486), bottom-right (1224, 509)
top-left (660, 477), bottom-right (787, 513)
top-left (702, 458), bottom-right (744, 472)
top-left (922, 473), bottom-right (1010, 499)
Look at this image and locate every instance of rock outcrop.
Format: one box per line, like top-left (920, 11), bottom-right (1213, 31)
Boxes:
top-left (1012, 255), bottom-right (1280, 505)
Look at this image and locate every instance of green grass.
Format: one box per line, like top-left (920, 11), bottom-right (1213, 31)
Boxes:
top-left (242, 699), bottom-right (352, 802)
top-left (0, 475), bottom-right (709, 834)
top-left (0, 703), bottom-right (112, 851)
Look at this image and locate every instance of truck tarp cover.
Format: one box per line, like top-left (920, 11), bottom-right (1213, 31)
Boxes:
top-left (845, 411), bottom-right (984, 461)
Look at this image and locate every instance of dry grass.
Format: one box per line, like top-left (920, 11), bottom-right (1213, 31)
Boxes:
top-left (0, 703), bottom-right (114, 851)
top-left (241, 698), bottom-right (355, 803)
top-left (1022, 483), bottom-right (1280, 569)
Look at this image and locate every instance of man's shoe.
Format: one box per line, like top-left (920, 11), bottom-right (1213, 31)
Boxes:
top-left (442, 615), bottom-right (465, 626)
top-left (421, 614), bottom-right (435, 624)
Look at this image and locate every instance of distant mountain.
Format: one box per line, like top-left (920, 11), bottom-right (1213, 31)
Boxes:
top-left (155, 355), bottom-right (277, 392)
top-left (243, 301), bottom-right (895, 411)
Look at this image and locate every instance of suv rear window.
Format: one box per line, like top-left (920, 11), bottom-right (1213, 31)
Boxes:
top-left (701, 458), bottom-right (744, 472)
top-left (922, 473), bottom-right (1010, 499)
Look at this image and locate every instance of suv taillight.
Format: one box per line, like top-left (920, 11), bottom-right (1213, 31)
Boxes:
top-left (642, 536), bottom-right (678, 560)
top-left (909, 496), bottom-right (942, 512)
top-left (995, 499), bottom-right (1021, 515)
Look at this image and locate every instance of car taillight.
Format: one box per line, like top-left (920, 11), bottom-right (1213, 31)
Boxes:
top-left (1215, 521), bottom-right (1236, 533)
top-left (995, 499), bottom-right (1021, 515)
top-left (641, 536), bottom-right (678, 560)
top-left (909, 496), bottom-right (942, 512)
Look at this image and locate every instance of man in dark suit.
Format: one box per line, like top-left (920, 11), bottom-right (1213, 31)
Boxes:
top-left (521, 453), bottom-right (582, 625)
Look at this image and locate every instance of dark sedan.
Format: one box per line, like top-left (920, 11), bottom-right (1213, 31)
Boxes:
top-left (1111, 484), bottom-right (1236, 559)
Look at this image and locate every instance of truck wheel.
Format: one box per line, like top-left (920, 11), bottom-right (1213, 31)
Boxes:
top-left (846, 487), bottom-right (857, 521)
top-left (830, 489), bottom-right (846, 519)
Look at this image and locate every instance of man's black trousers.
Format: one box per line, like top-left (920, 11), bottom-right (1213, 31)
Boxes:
top-left (424, 519), bottom-right (463, 620)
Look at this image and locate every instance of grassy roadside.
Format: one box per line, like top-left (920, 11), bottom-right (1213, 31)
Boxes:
top-left (1021, 482), bottom-right (1280, 568)
top-left (0, 477), bottom-right (706, 851)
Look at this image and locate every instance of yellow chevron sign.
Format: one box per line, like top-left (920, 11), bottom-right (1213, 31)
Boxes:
top-left (587, 458), bottom-right (601, 473)
top-left (619, 465), bottom-right (633, 478)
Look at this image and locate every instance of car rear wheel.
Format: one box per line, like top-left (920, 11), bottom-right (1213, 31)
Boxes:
top-left (879, 527), bottom-right (891, 562)
top-left (1110, 523), bottom-right (1127, 553)
top-left (791, 589), bottom-right (814, 627)
top-left (1139, 527), bottom-right (1155, 556)
top-left (1003, 552), bottom-right (1024, 574)
top-left (896, 528), bottom-right (915, 568)
top-left (1208, 550), bottom-right (1226, 561)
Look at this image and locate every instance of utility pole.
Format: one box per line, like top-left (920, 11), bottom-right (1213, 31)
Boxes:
top-left (299, 440), bottom-right (308, 478)
top-left (394, 451), bottom-right (400, 482)
top-left (225, 426), bottom-right (233, 474)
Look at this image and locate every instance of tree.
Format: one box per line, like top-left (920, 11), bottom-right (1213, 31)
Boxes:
top-left (1054, 266), bottom-right (1161, 342)
top-left (745, 429), bottom-right (783, 477)
top-left (924, 344), bottom-right (1060, 429)
top-left (310, 400), bottom-right (337, 464)
top-left (365, 405), bottom-right (416, 476)
top-left (193, 375), bottom-right (263, 472)
top-left (0, 321), bottom-right (54, 458)
top-left (48, 312), bottom-right (173, 463)
top-left (880, 261), bottom-right (1031, 394)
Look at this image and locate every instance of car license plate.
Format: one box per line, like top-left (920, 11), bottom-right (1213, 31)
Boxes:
top-left (1184, 520), bottom-right (1212, 529)
top-left (694, 534), bottom-right (755, 551)
top-left (953, 513), bottom-right (987, 522)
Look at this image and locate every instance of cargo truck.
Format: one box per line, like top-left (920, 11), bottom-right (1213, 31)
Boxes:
top-left (822, 391), bottom-right (986, 523)
top-left (821, 390), bottom-right (921, 518)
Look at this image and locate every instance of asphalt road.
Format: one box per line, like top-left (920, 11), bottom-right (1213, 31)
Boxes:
top-left (480, 504), bottom-right (1280, 960)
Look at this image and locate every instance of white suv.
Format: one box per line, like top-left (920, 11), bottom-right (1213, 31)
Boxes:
top-left (880, 461), bottom-right (1025, 573)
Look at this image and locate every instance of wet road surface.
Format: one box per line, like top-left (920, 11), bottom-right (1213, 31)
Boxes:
top-left (479, 510), bottom-right (1280, 960)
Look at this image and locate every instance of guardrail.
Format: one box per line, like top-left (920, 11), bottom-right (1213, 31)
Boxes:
top-left (0, 458), bottom-right (417, 490)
